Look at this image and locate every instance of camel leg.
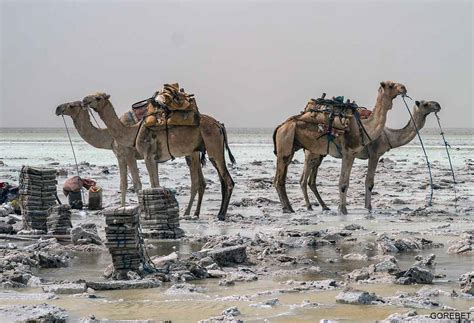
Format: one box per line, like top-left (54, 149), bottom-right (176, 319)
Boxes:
top-left (338, 153), bottom-right (355, 215)
top-left (300, 152), bottom-right (313, 210)
top-left (365, 155), bottom-right (380, 211)
top-left (209, 156), bottom-right (234, 221)
top-left (117, 157), bottom-right (128, 206)
top-left (307, 155), bottom-right (330, 211)
top-left (125, 153), bottom-right (142, 194)
top-left (144, 155), bottom-right (159, 188)
top-left (194, 156), bottom-right (206, 217)
top-left (274, 154), bottom-right (294, 213)
top-left (184, 153), bottom-right (200, 216)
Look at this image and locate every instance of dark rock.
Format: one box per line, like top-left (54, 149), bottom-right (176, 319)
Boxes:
top-left (208, 245), bottom-right (247, 266)
top-left (85, 279), bottom-right (161, 290)
top-left (459, 271), bottom-right (474, 295)
top-left (71, 223), bottom-right (102, 245)
top-left (396, 266), bottom-right (434, 285)
top-left (0, 303), bottom-right (67, 322)
top-left (336, 287), bottom-right (381, 305)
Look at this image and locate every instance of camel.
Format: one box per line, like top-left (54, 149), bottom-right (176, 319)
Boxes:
top-left (273, 81), bottom-right (407, 214)
top-left (300, 100), bottom-right (441, 211)
top-left (82, 93), bottom-right (235, 220)
top-left (55, 101), bottom-right (207, 217)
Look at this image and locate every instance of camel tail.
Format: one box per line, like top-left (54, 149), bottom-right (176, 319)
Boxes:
top-left (221, 123), bottom-right (236, 164)
top-left (272, 125), bottom-right (280, 156)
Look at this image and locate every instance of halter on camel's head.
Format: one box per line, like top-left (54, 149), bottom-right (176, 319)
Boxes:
top-left (55, 101), bottom-right (84, 118)
top-left (378, 81), bottom-right (408, 101)
top-left (82, 92), bottom-right (111, 113)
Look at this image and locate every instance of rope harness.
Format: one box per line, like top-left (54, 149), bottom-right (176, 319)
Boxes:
top-left (401, 96), bottom-right (434, 206)
top-left (149, 97), bottom-right (175, 162)
top-left (61, 113), bottom-right (85, 204)
top-left (311, 94), bottom-right (372, 156)
top-left (435, 112), bottom-right (457, 205)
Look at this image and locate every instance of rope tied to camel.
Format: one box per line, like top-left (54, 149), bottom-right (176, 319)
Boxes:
top-left (434, 112), bottom-right (457, 205)
top-left (61, 113), bottom-right (85, 203)
top-left (401, 96), bottom-right (434, 206)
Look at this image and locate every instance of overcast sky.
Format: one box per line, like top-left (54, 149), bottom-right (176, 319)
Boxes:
top-left (1, 0), bottom-right (472, 129)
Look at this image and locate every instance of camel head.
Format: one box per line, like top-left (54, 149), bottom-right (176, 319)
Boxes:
top-left (55, 101), bottom-right (84, 118)
top-left (415, 100), bottom-right (441, 116)
top-left (82, 92), bottom-right (111, 113)
top-left (379, 81), bottom-right (407, 101)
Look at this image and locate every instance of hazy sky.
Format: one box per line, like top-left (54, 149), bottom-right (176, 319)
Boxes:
top-left (1, 0), bottom-right (472, 129)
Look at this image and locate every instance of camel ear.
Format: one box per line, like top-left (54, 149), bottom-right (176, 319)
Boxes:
top-left (415, 101), bottom-right (420, 107)
top-left (105, 94), bottom-right (110, 100)
top-left (380, 82), bottom-right (386, 88)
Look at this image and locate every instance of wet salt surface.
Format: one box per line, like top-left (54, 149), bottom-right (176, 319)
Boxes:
top-left (0, 128), bottom-right (473, 321)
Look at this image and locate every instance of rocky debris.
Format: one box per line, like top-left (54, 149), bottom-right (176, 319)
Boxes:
top-left (414, 254), bottom-right (436, 267)
top-left (381, 310), bottom-right (433, 322)
top-left (335, 287), bottom-right (382, 305)
top-left (289, 300), bottom-right (321, 309)
top-left (19, 166), bottom-right (58, 232)
top-left (104, 206), bottom-right (142, 279)
top-left (47, 205), bottom-right (72, 235)
top-left (346, 257), bottom-right (400, 283)
top-left (447, 233), bottom-right (473, 255)
top-left (0, 303), bottom-right (67, 322)
top-left (85, 279), bottom-right (161, 291)
top-left (384, 292), bottom-right (441, 309)
top-left (208, 245), bottom-right (247, 266)
top-left (231, 196), bottom-right (279, 207)
top-left (165, 282), bottom-right (207, 295)
top-left (342, 253), bottom-right (368, 261)
top-left (42, 282), bottom-right (87, 294)
top-left (24, 238), bottom-right (70, 268)
top-left (280, 279), bottom-right (340, 293)
top-left (0, 220), bottom-right (15, 234)
top-left (71, 223), bottom-right (102, 245)
top-left (198, 306), bottom-right (242, 323)
top-left (222, 306), bottom-right (241, 316)
top-left (376, 234), bottom-right (443, 254)
top-left (396, 266), bottom-right (434, 285)
top-left (250, 298), bottom-right (280, 308)
top-left (151, 251), bottom-right (178, 267)
top-left (138, 187), bottom-right (184, 239)
top-left (344, 224), bottom-right (366, 231)
top-left (459, 272), bottom-right (474, 295)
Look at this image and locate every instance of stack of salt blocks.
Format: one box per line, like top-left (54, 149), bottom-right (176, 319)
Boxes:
top-left (138, 187), bottom-right (185, 239)
top-left (103, 206), bottom-right (142, 278)
top-left (19, 166), bottom-right (57, 232)
top-left (47, 205), bottom-right (72, 235)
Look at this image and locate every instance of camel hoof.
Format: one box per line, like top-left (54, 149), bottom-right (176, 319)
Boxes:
top-left (306, 206), bottom-right (313, 211)
top-left (282, 207), bottom-right (294, 214)
top-left (338, 206), bottom-right (348, 215)
top-left (217, 214), bottom-right (226, 221)
top-left (322, 206), bottom-right (330, 211)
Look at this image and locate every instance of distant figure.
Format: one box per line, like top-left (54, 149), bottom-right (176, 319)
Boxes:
top-left (122, 100), bottom-right (148, 126)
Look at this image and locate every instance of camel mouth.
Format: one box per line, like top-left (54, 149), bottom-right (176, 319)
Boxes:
top-left (55, 104), bottom-right (67, 116)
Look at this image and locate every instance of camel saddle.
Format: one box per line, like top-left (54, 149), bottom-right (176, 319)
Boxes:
top-left (144, 83), bottom-right (201, 128)
top-left (298, 95), bottom-right (371, 136)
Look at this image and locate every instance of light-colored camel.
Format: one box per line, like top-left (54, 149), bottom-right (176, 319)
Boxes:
top-left (55, 101), bottom-right (206, 216)
top-left (273, 81), bottom-right (407, 214)
top-left (300, 100), bottom-right (441, 211)
top-left (82, 93), bottom-right (235, 220)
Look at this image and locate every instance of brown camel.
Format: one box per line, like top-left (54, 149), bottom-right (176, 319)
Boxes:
top-left (300, 100), bottom-right (441, 211)
top-left (273, 81), bottom-right (407, 214)
top-left (55, 101), bottom-right (207, 217)
top-left (82, 93), bottom-right (235, 220)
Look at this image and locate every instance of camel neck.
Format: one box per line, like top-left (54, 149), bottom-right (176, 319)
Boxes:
top-left (96, 100), bottom-right (139, 148)
top-left (361, 91), bottom-right (392, 141)
top-left (384, 105), bottom-right (428, 148)
top-left (72, 110), bottom-right (114, 149)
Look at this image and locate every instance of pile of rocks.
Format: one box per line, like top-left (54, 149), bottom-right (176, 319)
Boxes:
top-left (138, 188), bottom-right (184, 239)
top-left (104, 206), bottom-right (143, 279)
top-left (19, 166), bottom-right (57, 232)
top-left (46, 205), bottom-right (72, 235)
